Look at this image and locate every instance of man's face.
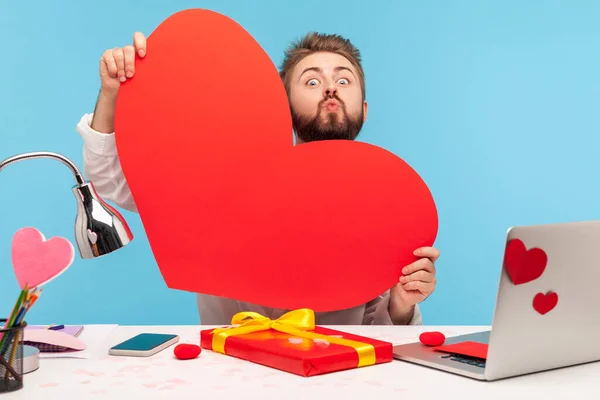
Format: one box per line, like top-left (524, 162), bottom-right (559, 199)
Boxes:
top-left (288, 52), bottom-right (368, 143)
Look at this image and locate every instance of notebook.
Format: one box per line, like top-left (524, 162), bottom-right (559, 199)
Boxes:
top-left (24, 325), bottom-right (85, 352)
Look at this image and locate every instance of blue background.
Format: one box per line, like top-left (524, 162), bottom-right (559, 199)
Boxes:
top-left (1, 1), bottom-right (599, 326)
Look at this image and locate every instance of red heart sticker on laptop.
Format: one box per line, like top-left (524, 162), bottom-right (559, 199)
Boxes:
top-left (503, 238), bottom-right (547, 285)
top-left (532, 291), bottom-right (558, 315)
top-left (114, 9), bottom-right (438, 311)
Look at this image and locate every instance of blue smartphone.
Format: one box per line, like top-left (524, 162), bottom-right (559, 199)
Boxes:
top-left (108, 333), bottom-right (179, 357)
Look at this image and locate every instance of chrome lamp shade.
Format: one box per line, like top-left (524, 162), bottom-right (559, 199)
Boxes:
top-left (0, 151), bottom-right (133, 259)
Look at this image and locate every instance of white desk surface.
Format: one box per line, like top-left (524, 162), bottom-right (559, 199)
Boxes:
top-left (3, 325), bottom-right (594, 399)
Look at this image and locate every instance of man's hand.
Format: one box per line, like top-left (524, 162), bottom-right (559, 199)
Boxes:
top-left (389, 246), bottom-right (440, 324)
top-left (100, 32), bottom-right (147, 93)
top-left (92, 32), bottom-right (147, 133)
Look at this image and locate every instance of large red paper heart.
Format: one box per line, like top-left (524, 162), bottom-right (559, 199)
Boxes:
top-left (532, 291), bottom-right (558, 315)
top-left (503, 238), bottom-right (547, 285)
top-left (12, 227), bottom-right (75, 289)
top-left (114, 9), bottom-right (438, 311)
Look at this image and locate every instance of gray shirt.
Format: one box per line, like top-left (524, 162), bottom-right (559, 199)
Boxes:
top-left (196, 291), bottom-right (422, 326)
top-left (77, 113), bottom-right (423, 326)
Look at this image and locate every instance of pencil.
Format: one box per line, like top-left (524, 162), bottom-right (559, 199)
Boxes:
top-left (0, 288), bottom-right (26, 351)
top-left (4, 329), bottom-right (21, 380)
top-left (0, 286), bottom-right (38, 355)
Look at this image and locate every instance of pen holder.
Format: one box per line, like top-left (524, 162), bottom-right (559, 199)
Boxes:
top-left (0, 319), bottom-right (27, 393)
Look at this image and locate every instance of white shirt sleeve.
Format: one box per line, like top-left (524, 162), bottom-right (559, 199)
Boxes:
top-left (76, 113), bottom-right (138, 213)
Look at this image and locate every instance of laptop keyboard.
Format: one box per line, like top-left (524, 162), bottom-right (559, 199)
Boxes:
top-left (440, 353), bottom-right (486, 368)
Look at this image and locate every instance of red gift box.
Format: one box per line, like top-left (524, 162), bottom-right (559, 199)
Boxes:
top-left (200, 309), bottom-right (393, 377)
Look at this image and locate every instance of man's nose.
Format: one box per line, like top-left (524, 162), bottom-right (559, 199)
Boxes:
top-left (324, 85), bottom-right (337, 98)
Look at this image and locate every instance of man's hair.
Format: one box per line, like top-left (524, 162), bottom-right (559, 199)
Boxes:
top-left (279, 32), bottom-right (366, 102)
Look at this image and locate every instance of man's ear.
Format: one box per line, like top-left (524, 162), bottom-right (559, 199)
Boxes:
top-left (363, 101), bottom-right (368, 122)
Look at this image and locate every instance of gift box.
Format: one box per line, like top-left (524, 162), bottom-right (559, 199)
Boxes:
top-left (200, 309), bottom-right (393, 377)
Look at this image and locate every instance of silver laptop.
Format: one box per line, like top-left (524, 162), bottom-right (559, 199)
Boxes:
top-left (393, 220), bottom-right (600, 381)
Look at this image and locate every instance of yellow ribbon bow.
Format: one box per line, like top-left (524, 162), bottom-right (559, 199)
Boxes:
top-left (211, 308), bottom-right (376, 367)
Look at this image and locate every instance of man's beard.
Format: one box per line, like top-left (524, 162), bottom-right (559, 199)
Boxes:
top-left (291, 95), bottom-right (364, 143)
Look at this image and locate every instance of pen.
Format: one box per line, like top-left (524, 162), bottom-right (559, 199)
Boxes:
top-left (48, 325), bottom-right (64, 331)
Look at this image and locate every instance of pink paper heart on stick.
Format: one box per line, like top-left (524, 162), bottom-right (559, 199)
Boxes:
top-left (87, 229), bottom-right (97, 245)
top-left (11, 227), bottom-right (75, 289)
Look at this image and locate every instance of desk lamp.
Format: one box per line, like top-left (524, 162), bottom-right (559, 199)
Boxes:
top-left (0, 151), bottom-right (133, 258)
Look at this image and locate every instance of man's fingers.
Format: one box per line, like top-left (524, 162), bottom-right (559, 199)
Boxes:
top-left (414, 246), bottom-right (440, 262)
top-left (112, 47), bottom-right (126, 82)
top-left (400, 270), bottom-right (436, 284)
top-left (402, 257), bottom-right (435, 275)
top-left (99, 34), bottom-right (144, 87)
top-left (101, 49), bottom-right (118, 78)
top-left (402, 280), bottom-right (435, 293)
top-left (123, 45), bottom-right (136, 78)
top-left (133, 32), bottom-right (146, 57)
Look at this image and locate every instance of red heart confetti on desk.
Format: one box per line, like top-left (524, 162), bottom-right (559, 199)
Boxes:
top-left (419, 331), bottom-right (445, 346)
top-left (532, 291), bottom-right (558, 315)
top-left (12, 227), bottom-right (75, 288)
top-left (504, 238), bottom-right (547, 285)
top-left (114, 8), bottom-right (438, 311)
top-left (174, 344), bottom-right (201, 360)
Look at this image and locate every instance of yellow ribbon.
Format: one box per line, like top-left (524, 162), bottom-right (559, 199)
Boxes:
top-left (210, 308), bottom-right (376, 367)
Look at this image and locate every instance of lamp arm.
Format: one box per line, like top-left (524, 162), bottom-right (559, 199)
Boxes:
top-left (0, 151), bottom-right (86, 186)
top-left (0, 150), bottom-right (133, 258)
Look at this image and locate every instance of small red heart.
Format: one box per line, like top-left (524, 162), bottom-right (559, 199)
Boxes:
top-left (114, 9), bottom-right (438, 311)
top-left (504, 238), bottom-right (547, 285)
top-left (533, 291), bottom-right (558, 315)
top-left (419, 331), bottom-right (445, 347)
top-left (174, 343), bottom-right (201, 360)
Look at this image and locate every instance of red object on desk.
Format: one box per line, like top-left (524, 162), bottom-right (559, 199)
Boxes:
top-left (200, 309), bottom-right (393, 377)
top-left (434, 341), bottom-right (489, 359)
top-left (419, 331), bottom-right (445, 346)
top-left (174, 343), bottom-right (201, 360)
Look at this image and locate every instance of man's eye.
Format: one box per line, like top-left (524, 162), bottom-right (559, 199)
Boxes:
top-left (307, 79), bottom-right (319, 86)
top-left (338, 78), bottom-right (349, 85)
